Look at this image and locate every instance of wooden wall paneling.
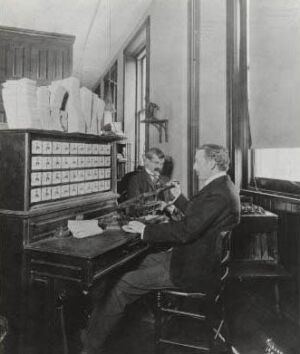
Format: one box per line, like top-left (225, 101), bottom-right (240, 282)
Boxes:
top-left (0, 26), bottom-right (75, 122)
top-left (29, 45), bottom-right (39, 81)
top-left (37, 48), bottom-right (48, 82)
top-left (65, 45), bottom-right (73, 78)
top-left (11, 43), bottom-right (26, 79)
top-left (61, 47), bottom-right (68, 78)
top-left (47, 49), bottom-right (56, 82)
top-left (0, 41), bottom-right (10, 80)
top-left (55, 48), bottom-right (64, 80)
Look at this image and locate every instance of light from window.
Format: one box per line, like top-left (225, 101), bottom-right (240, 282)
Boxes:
top-left (254, 148), bottom-right (300, 182)
top-left (136, 49), bottom-right (147, 165)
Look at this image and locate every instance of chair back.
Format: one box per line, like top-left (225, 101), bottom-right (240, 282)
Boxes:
top-left (117, 170), bottom-right (139, 202)
top-left (221, 230), bottom-right (231, 267)
top-left (214, 231), bottom-right (231, 301)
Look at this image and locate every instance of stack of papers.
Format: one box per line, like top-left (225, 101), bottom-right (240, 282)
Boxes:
top-left (90, 93), bottom-right (99, 134)
top-left (96, 96), bottom-right (105, 133)
top-left (61, 77), bottom-right (85, 133)
top-left (37, 86), bottom-right (51, 130)
top-left (49, 85), bottom-right (67, 131)
top-left (91, 93), bottom-right (105, 134)
top-left (2, 76), bottom-right (108, 135)
top-left (80, 87), bottom-right (93, 133)
top-left (2, 78), bottom-right (41, 129)
top-left (68, 220), bottom-right (103, 239)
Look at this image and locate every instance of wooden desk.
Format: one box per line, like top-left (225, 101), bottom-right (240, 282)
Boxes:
top-left (230, 210), bottom-right (290, 315)
top-left (24, 230), bottom-right (148, 353)
top-left (231, 210), bottom-right (279, 262)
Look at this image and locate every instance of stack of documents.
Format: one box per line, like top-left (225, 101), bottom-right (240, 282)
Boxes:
top-left (37, 86), bottom-right (51, 130)
top-left (68, 220), bottom-right (103, 239)
top-left (2, 78), bottom-right (41, 129)
top-left (90, 93), bottom-right (105, 134)
top-left (61, 77), bottom-right (85, 133)
top-left (96, 95), bottom-right (105, 133)
top-left (80, 87), bottom-right (93, 133)
top-left (50, 85), bottom-right (67, 131)
top-left (2, 76), bottom-right (107, 135)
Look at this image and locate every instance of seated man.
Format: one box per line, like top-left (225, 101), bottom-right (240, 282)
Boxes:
top-left (127, 147), bottom-right (167, 199)
top-left (82, 144), bottom-right (241, 354)
top-left (118, 147), bottom-right (172, 205)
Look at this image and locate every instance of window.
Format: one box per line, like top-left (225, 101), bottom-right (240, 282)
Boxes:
top-left (229, 0), bottom-right (300, 197)
top-left (250, 148), bottom-right (300, 196)
top-left (123, 17), bottom-right (149, 171)
top-left (103, 61), bottom-right (118, 121)
top-left (136, 48), bottom-right (147, 166)
top-left (254, 149), bottom-right (300, 182)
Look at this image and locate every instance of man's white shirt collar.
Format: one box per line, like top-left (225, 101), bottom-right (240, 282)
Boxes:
top-left (145, 167), bottom-right (159, 182)
top-left (203, 171), bottom-right (226, 188)
top-left (145, 167), bottom-right (154, 176)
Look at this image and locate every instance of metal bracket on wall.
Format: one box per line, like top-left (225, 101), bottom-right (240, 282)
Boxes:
top-left (141, 118), bottom-right (168, 143)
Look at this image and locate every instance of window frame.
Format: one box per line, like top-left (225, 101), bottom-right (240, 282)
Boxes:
top-left (103, 61), bottom-right (118, 122)
top-left (123, 16), bottom-right (150, 171)
top-left (135, 47), bottom-right (147, 166)
top-left (249, 149), bottom-right (300, 197)
top-left (229, 0), bottom-right (300, 200)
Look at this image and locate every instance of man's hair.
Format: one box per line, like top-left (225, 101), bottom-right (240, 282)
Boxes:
top-left (145, 147), bottom-right (165, 160)
top-left (198, 144), bottom-right (230, 171)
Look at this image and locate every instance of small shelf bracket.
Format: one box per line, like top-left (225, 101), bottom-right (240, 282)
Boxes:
top-left (141, 117), bottom-right (168, 143)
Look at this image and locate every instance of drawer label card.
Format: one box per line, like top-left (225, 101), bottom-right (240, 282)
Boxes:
top-left (31, 172), bottom-right (42, 186)
top-left (32, 140), bottom-right (42, 154)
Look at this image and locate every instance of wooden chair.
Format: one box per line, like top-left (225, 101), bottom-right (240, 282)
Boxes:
top-left (154, 231), bottom-right (233, 354)
top-left (229, 261), bottom-right (290, 316)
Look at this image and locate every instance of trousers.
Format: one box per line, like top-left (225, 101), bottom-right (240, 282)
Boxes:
top-left (83, 250), bottom-right (174, 353)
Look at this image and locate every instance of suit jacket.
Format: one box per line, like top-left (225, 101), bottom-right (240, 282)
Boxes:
top-left (143, 175), bottom-right (241, 291)
top-left (127, 168), bottom-right (169, 200)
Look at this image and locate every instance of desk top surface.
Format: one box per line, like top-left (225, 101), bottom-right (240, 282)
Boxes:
top-left (25, 228), bottom-right (141, 259)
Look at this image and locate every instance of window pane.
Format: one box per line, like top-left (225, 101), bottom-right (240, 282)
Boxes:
top-left (136, 49), bottom-right (147, 167)
top-left (255, 148), bottom-right (300, 182)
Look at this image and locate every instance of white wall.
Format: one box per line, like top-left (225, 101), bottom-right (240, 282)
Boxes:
top-left (107, 0), bottom-right (189, 192)
top-left (149, 0), bottom-right (189, 191)
top-left (103, 0), bottom-right (228, 194)
top-left (199, 0), bottom-right (227, 147)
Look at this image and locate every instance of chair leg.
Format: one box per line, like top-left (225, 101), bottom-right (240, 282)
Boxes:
top-left (274, 281), bottom-right (282, 317)
top-left (155, 291), bottom-right (162, 354)
top-left (57, 303), bottom-right (69, 354)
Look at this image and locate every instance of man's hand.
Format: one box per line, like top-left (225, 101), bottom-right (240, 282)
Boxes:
top-left (122, 220), bottom-right (146, 235)
top-left (168, 181), bottom-right (181, 202)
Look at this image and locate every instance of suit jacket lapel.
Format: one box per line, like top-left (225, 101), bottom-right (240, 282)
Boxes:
top-left (143, 169), bottom-right (156, 190)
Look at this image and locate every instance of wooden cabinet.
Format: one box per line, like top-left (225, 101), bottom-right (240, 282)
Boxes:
top-left (0, 26), bottom-right (75, 122)
top-left (0, 130), bottom-right (117, 211)
top-left (231, 211), bottom-right (279, 263)
top-left (0, 129), bottom-right (121, 353)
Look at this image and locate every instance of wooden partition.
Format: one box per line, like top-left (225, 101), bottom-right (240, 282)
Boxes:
top-left (0, 26), bottom-right (75, 122)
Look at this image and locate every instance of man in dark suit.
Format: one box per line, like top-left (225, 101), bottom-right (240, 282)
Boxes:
top-left (82, 144), bottom-right (240, 354)
top-left (127, 147), bottom-right (167, 199)
top-left (117, 147), bottom-right (169, 203)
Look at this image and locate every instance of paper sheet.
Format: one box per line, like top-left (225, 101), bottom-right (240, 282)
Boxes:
top-left (68, 220), bottom-right (103, 239)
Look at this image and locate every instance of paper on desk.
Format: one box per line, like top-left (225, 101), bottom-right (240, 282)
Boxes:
top-left (68, 220), bottom-right (103, 239)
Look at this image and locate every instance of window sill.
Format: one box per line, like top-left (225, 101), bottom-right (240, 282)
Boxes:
top-left (241, 188), bottom-right (300, 214)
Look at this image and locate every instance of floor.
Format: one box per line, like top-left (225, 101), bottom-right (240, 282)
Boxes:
top-left (64, 278), bottom-right (299, 354)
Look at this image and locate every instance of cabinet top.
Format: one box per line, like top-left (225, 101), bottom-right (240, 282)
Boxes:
top-left (0, 128), bottom-right (126, 142)
top-left (0, 25), bottom-right (75, 43)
